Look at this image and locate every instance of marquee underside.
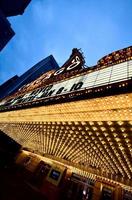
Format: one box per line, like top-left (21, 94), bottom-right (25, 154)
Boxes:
top-left (0, 93), bottom-right (132, 188)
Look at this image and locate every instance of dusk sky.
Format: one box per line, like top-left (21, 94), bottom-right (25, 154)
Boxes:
top-left (0, 0), bottom-right (132, 84)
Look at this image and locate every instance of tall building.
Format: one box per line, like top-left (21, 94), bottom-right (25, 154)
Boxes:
top-left (0, 0), bottom-right (31, 51)
top-left (0, 55), bottom-right (59, 99)
top-left (0, 46), bottom-right (132, 200)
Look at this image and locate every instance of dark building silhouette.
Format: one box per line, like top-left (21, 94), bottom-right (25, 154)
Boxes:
top-left (0, 130), bottom-right (21, 167)
top-left (0, 9), bottom-right (15, 51)
top-left (0, 55), bottom-right (59, 99)
top-left (0, 75), bottom-right (19, 95)
top-left (0, 0), bottom-right (31, 51)
top-left (0, 0), bottom-right (31, 17)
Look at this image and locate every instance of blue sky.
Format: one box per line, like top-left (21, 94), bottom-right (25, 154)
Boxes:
top-left (0, 0), bottom-right (132, 84)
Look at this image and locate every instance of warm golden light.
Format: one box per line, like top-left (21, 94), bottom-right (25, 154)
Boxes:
top-left (0, 92), bottom-right (131, 188)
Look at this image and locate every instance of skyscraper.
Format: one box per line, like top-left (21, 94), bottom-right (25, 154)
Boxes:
top-left (0, 0), bottom-right (31, 51)
top-left (0, 55), bottom-right (59, 99)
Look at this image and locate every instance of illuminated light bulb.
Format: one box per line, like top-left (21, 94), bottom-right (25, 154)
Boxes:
top-left (82, 131), bottom-right (85, 135)
top-left (127, 144), bottom-right (131, 148)
top-left (110, 127), bottom-right (115, 132)
top-left (107, 121), bottom-right (113, 125)
top-left (121, 128), bottom-right (125, 132)
top-left (85, 125), bottom-right (91, 131)
top-left (125, 139), bottom-right (130, 143)
top-left (81, 121), bottom-right (87, 125)
top-left (104, 132), bottom-right (108, 137)
top-left (97, 121), bottom-right (103, 125)
top-left (89, 121), bottom-right (94, 125)
top-left (118, 121), bottom-right (124, 126)
top-left (123, 134), bottom-right (127, 138)
top-left (107, 137), bottom-right (111, 142)
top-left (92, 126), bottom-right (97, 131)
top-left (88, 132), bottom-right (92, 135)
top-left (95, 132), bottom-right (100, 136)
top-left (129, 121), bottom-right (132, 125)
top-left (101, 127), bottom-right (106, 131)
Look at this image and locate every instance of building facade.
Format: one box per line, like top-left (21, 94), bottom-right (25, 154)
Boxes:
top-left (0, 46), bottom-right (132, 200)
